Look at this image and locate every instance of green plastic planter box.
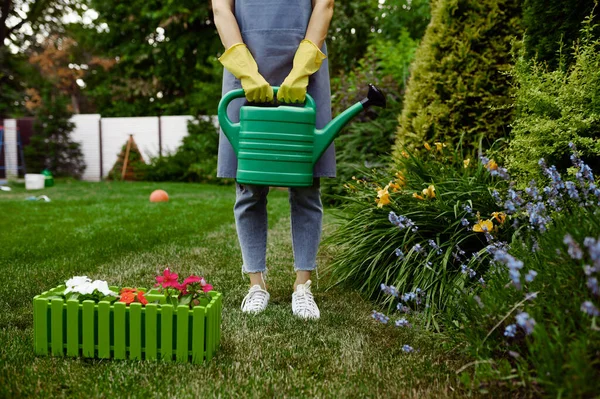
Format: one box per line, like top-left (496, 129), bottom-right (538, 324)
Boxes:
top-left (33, 285), bottom-right (222, 364)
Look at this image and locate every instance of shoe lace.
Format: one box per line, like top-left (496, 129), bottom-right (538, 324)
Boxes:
top-left (294, 284), bottom-right (318, 316)
top-left (241, 286), bottom-right (268, 312)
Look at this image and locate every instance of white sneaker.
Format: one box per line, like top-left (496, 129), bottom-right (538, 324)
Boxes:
top-left (241, 284), bottom-right (270, 313)
top-left (292, 280), bottom-right (320, 319)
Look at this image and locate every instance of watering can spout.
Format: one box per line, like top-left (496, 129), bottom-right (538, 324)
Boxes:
top-left (313, 84), bottom-right (386, 163)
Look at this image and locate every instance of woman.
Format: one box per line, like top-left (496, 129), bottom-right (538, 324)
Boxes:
top-left (212, 0), bottom-right (335, 319)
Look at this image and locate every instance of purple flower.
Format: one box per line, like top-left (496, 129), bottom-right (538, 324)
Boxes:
top-left (515, 312), bottom-right (536, 335)
top-left (412, 244), bottom-right (423, 254)
top-left (478, 277), bottom-right (485, 285)
top-left (402, 345), bottom-right (415, 353)
top-left (395, 318), bottom-right (410, 327)
top-left (462, 204), bottom-right (473, 215)
top-left (504, 324), bottom-right (517, 337)
top-left (388, 212), bottom-right (418, 232)
top-left (563, 234), bottom-right (583, 260)
top-left (491, 190), bottom-right (502, 205)
top-left (581, 301), bottom-right (600, 317)
top-left (461, 218), bottom-right (469, 226)
top-left (565, 181), bottom-right (579, 200)
top-left (428, 239), bottom-right (443, 255)
top-left (525, 270), bottom-right (538, 283)
top-left (394, 248), bottom-right (405, 260)
top-left (371, 310), bottom-right (390, 324)
top-left (587, 277), bottom-right (599, 296)
top-left (583, 237), bottom-right (600, 266)
top-left (380, 283), bottom-right (399, 298)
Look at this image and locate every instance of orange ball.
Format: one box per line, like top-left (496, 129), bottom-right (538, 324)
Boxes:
top-left (150, 189), bottom-right (169, 203)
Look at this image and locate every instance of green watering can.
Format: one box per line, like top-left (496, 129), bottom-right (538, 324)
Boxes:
top-left (218, 84), bottom-right (386, 187)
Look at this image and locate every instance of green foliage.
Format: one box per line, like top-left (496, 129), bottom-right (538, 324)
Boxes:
top-left (506, 20), bottom-right (600, 182)
top-left (83, 0), bottom-right (222, 116)
top-left (24, 93), bottom-right (85, 177)
top-left (323, 146), bottom-right (510, 327)
top-left (375, 0), bottom-right (431, 42)
top-left (450, 206), bottom-right (600, 397)
top-left (324, 32), bottom-right (419, 204)
top-left (144, 117), bottom-right (228, 183)
top-left (522, 0), bottom-right (598, 69)
top-left (394, 0), bottom-right (522, 155)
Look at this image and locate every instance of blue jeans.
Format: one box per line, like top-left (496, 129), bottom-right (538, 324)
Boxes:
top-left (234, 179), bottom-right (323, 275)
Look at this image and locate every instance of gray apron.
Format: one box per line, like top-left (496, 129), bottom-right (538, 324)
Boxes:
top-left (217, 0), bottom-right (336, 179)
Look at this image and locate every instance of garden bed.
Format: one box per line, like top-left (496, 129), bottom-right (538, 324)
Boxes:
top-left (33, 285), bottom-right (222, 364)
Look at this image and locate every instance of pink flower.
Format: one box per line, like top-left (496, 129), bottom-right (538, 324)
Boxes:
top-left (155, 268), bottom-right (179, 288)
top-left (201, 283), bottom-right (213, 293)
top-left (183, 275), bottom-right (202, 286)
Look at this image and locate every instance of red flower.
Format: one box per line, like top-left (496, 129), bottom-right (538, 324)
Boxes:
top-left (119, 291), bottom-right (135, 304)
top-left (137, 290), bottom-right (148, 305)
top-left (155, 268), bottom-right (179, 288)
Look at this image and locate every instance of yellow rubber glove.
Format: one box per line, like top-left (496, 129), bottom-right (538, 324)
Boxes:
top-left (278, 39), bottom-right (327, 103)
top-left (218, 43), bottom-right (273, 103)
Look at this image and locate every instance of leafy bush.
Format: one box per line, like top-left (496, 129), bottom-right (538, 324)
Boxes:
top-left (394, 0), bottom-right (522, 154)
top-left (506, 19), bottom-right (600, 183)
top-left (144, 117), bottom-right (228, 183)
top-left (447, 151), bottom-right (600, 396)
top-left (323, 144), bottom-right (512, 326)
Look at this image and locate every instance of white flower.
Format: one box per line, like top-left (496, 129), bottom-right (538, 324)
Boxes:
top-left (91, 280), bottom-right (117, 296)
top-left (65, 276), bottom-right (91, 288)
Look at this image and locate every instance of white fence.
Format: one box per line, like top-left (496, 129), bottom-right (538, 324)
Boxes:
top-left (2, 114), bottom-right (195, 181)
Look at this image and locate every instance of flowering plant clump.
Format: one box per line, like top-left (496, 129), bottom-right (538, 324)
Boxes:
top-left (154, 268), bottom-right (214, 308)
top-left (56, 271), bottom-right (214, 309)
top-left (63, 276), bottom-right (118, 302)
top-left (119, 288), bottom-right (148, 306)
top-left (325, 143), bottom-right (509, 322)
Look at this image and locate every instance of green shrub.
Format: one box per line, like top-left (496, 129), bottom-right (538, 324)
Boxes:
top-left (522, 0), bottom-right (598, 69)
top-left (144, 117), bottom-right (229, 183)
top-left (506, 19), bottom-right (600, 183)
top-left (323, 144), bottom-right (512, 327)
top-left (394, 0), bottom-right (522, 155)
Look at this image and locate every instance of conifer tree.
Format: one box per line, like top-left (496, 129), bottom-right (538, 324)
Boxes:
top-left (394, 0), bottom-right (522, 155)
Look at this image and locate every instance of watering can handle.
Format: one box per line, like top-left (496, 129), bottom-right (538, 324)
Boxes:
top-left (218, 86), bottom-right (317, 117)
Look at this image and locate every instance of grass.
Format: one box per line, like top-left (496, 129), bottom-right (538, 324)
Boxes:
top-left (0, 180), bottom-right (474, 398)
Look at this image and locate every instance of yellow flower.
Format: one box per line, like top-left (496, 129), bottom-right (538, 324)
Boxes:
top-left (491, 212), bottom-right (506, 224)
top-left (413, 192), bottom-right (425, 200)
top-left (424, 142), bottom-right (432, 151)
top-left (422, 185), bottom-right (436, 199)
top-left (401, 151), bottom-right (410, 159)
top-left (463, 159), bottom-right (470, 168)
top-left (394, 171), bottom-right (406, 187)
top-left (389, 182), bottom-right (401, 192)
top-left (434, 142), bottom-right (447, 152)
top-left (473, 219), bottom-right (494, 233)
top-left (414, 185), bottom-right (436, 200)
top-left (376, 184), bottom-right (391, 208)
top-left (485, 159), bottom-right (498, 171)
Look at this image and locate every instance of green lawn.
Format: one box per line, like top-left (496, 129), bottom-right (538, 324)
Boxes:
top-left (1, 180), bottom-right (471, 398)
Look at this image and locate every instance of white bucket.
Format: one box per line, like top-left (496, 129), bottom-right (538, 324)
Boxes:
top-left (25, 174), bottom-right (46, 190)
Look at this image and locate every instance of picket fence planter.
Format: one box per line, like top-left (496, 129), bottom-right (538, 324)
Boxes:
top-left (33, 285), bottom-right (222, 364)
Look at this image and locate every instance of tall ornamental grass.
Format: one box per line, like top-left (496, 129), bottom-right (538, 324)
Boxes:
top-left (323, 144), bottom-right (512, 327)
